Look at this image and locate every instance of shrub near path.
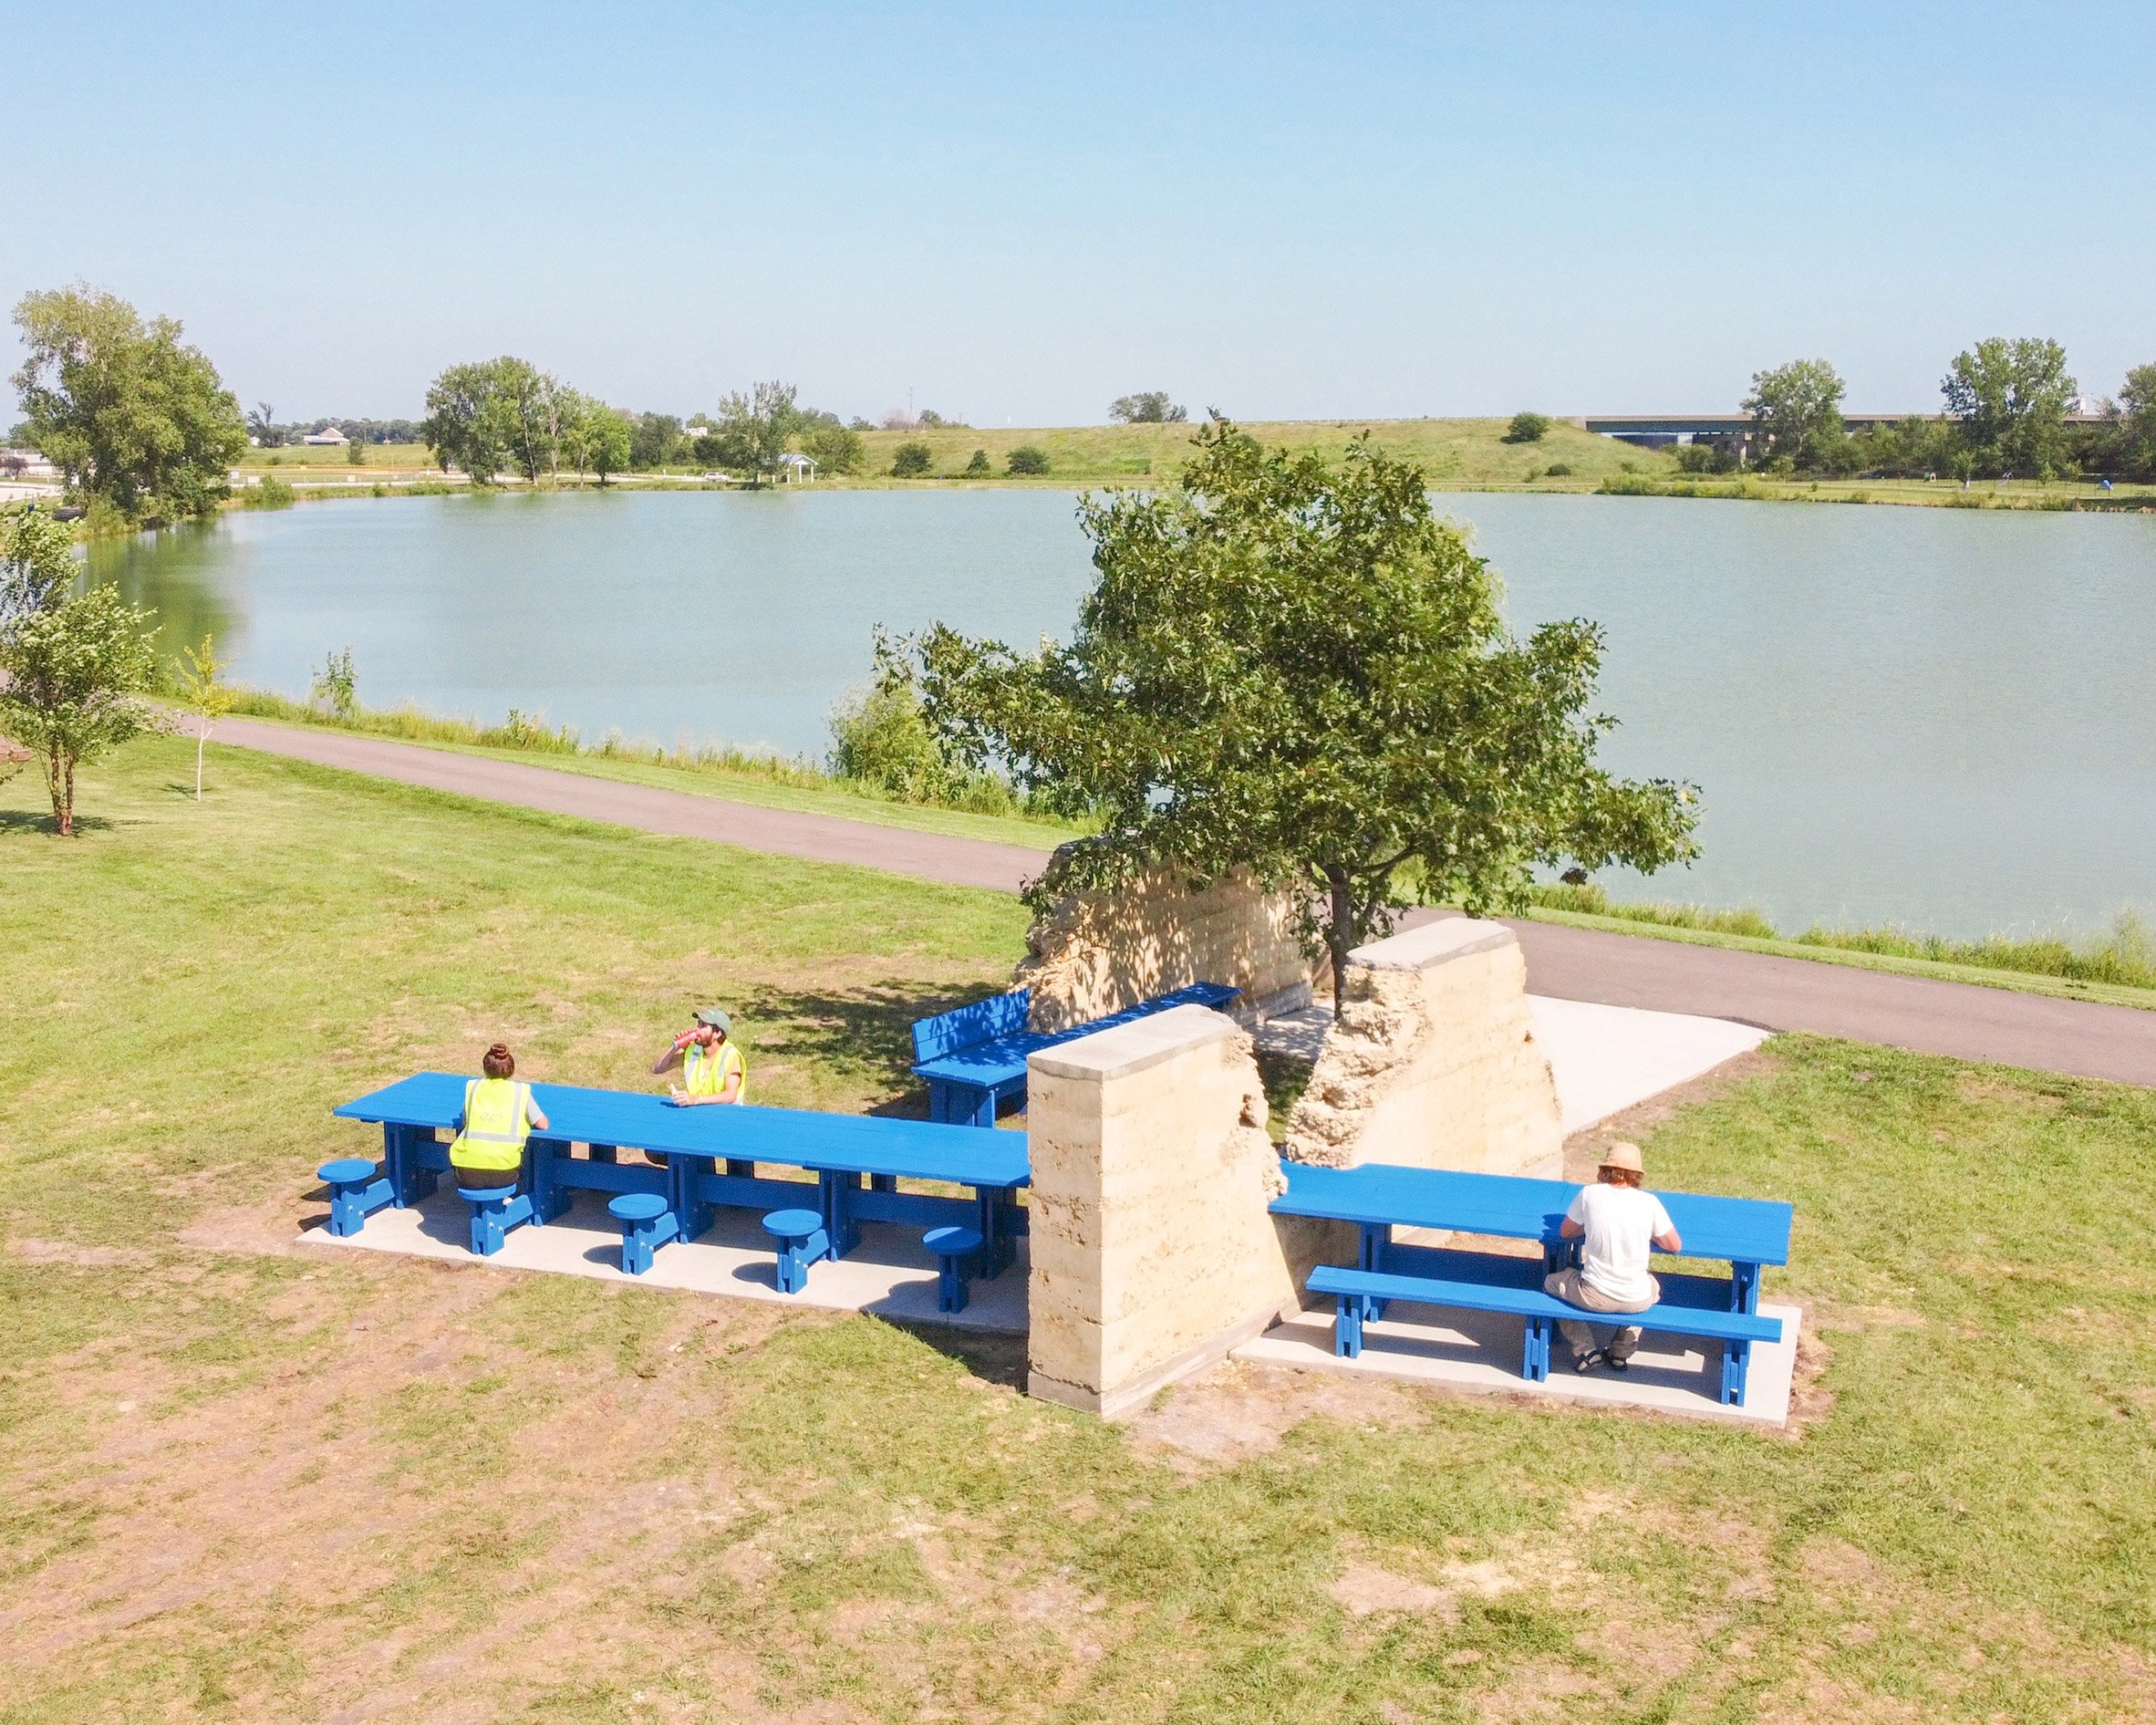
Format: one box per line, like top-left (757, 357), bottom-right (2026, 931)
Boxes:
top-left (1, 738), bottom-right (2152, 1722)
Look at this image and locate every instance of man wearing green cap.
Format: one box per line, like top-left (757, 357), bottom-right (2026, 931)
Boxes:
top-left (653, 1007), bottom-right (746, 1107)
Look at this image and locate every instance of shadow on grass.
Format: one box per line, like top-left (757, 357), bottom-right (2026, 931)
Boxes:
top-left (883, 1315), bottom-right (1029, 1390)
top-left (739, 976), bottom-right (1015, 1118)
top-left (0, 809), bottom-right (118, 837)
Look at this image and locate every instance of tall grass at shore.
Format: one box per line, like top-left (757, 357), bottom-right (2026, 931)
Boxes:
top-left (1530, 881), bottom-right (2156, 991)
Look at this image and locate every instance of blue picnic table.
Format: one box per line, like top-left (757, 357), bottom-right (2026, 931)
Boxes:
top-left (1271, 1160), bottom-right (1794, 1404)
top-left (910, 982), bottom-right (1240, 1126)
top-left (329, 1073), bottom-right (1031, 1274)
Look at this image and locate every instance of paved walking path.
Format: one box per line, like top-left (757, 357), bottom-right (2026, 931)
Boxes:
top-left (221, 720), bottom-right (2156, 1087)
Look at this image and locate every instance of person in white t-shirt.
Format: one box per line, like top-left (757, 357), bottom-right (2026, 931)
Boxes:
top-left (1544, 1141), bottom-right (1681, 1373)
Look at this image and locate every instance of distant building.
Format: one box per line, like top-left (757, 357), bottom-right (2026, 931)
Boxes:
top-left (302, 425), bottom-right (349, 446)
top-left (778, 452), bottom-right (817, 483)
top-left (0, 448), bottom-right (59, 480)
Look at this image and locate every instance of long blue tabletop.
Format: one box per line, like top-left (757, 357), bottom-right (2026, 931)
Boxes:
top-left (335, 1073), bottom-right (1030, 1190)
top-left (1270, 1160), bottom-right (1791, 1268)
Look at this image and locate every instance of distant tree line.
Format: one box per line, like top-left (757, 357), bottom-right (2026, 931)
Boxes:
top-left (1695, 340), bottom-right (2156, 482)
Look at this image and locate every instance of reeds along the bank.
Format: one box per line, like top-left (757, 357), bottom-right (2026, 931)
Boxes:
top-left (1529, 881), bottom-right (2156, 991)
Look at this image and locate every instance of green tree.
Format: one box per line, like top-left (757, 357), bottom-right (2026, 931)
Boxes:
top-left (420, 362), bottom-right (509, 483)
top-left (891, 442), bottom-right (933, 478)
top-left (964, 448), bottom-right (991, 476)
top-left (0, 582), bottom-right (159, 835)
top-left (2112, 362), bottom-right (2156, 480)
top-left (1, 507), bottom-right (76, 626)
top-left (420, 357), bottom-right (559, 485)
top-left (710, 380), bottom-right (800, 483)
top-left (175, 632), bottom-right (237, 800)
top-left (629, 412), bottom-right (685, 470)
top-left (10, 286), bottom-right (247, 522)
top-left (1503, 411), bottom-right (1550, 443)
top-left (1741, 359), bottom-right (1849, 473)
top-left (914, 420), bottom-right (1698, 1001)
top-left (247, 401), bottom-right (282, 447)
top-left (1943, 338), bottom-right (2077, 478)
top-left (345, 429), bottom-right (366, 465)
top-left (556, 391), bottom-right (631, 484)
top-left (1109, 392), bottom-right (1187, 424)
top-left (802, 421), bottom-right (866, 476)
top-left (1006, 444), bottom-right (1051, 475)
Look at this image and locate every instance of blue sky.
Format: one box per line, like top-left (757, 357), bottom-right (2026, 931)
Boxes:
top-left (5, 2), bottom-right (2151, 425)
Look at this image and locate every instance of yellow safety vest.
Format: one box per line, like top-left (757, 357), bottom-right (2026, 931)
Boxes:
top-left (451, 1076), bottom-right (532, 1170)
top-left (682, 1040), bottom-right (745, 1102)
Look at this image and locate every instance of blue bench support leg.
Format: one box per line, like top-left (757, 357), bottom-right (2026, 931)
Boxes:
top-left (1721, 1338), bottom-right (1751, 1407)
top-left (526, 1138), bottom-right (575, 1223)
top-left (617, 1211), bottom-right (680, 1276)
top-left (461, 1188), bottom-right (535, 1256)
top-left (1333, 1292), bottom-right (1365, 1358)
top-left (1521, 1316), bottom-right (1551, 1382)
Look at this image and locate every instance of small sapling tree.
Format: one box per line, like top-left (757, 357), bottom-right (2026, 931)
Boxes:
top-left (914, 418), bottom-right (1699, 1001)
top-left (310, 647), bottom-right (358, 722)
top-left (176, 632), bottom-right (237, 799)
top-left (0, 582), bottom-right (159, 835)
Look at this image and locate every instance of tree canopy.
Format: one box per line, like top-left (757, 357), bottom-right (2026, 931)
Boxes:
top-left (1109, 392), bottom-right (1187, 424)
top-left (0, 579), bottom-right (159, 835)
top-left (1742, 359), bottom-right (1849, 473)
top-left (1944, 337), bottom-right (2078, 478)
top-left (914, 419), bottom-right (1699, 998)
top-left (11, 286), bottom-right (247, 522)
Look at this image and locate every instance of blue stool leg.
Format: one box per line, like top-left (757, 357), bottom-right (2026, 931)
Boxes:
top-left (1335, 1293), bottom-right (1364, 1358)
top-left (938, 1252), bottom-right (969, 1314)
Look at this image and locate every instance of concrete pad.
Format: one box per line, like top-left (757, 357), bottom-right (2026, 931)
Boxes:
top-left (1526, 994), bottom-right (1769, 1135)
top-left (298, 1188), bottom-right (1028, 1334)
top-left (1234, 1300), bottom-right (1802, 1429)
top-left (1256, 995), bottom-right (1768, 1136)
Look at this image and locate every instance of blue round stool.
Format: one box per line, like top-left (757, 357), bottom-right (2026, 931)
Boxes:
top-left (608, 1191), bottom-right (679, 1276)
top-left (316, 1158), bottom-right (384, 1237)
top-left (762, 1207), bottom-right (831, 1294)
top-left (924, 1224), bottom-right (984, 1315)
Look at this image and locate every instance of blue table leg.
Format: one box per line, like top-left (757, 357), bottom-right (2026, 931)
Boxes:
top-left (527, 1138), bottom-right (574, 1223)
top-left (670, 1154), bottom-right (712, 1242)
top-left (820, 1170), bottom-right (860, 1258)
top-left (1731, 1261), bottom-right (1760, 1315)
top-left (968, 1086), bottom-right (997, 1129)
top-left (386, 1123), bottom-right (438, 1208)
top-left (1358, 1223), bottom-right (1390, 1319)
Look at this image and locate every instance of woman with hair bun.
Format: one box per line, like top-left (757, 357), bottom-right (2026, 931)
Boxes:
top-left (449, 1043), bottom-right (550, 1190)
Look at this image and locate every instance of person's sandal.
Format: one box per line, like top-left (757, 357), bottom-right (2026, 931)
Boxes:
top-left (1605, 1355), bottom-right (1630, 1374)
top-left (1570, 1349), bottom-right (1603, 1374)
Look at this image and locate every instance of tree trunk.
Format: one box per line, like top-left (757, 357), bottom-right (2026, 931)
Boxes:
top-left (1324, 865), bottom-right (1353, 1010)
top-left (195, 718), bottom-right (208, 799)
top-left (53, 745), bottom-right (74, 837)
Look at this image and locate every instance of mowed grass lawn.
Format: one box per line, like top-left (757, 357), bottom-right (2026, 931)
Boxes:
top-left (2, 738), bottom-right (2152, 1723)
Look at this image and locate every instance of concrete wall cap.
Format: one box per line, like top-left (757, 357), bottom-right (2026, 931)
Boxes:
top-left (1350, 916), bottom-right (1516, 971)
top-left (1029, 1003), bottom-right (1239, 1080)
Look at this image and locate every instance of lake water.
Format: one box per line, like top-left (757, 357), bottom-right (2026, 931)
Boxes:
top-left (88, 489), bottom-right (2156, 940)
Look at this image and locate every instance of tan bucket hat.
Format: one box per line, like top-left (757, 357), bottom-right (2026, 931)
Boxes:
top-left (1599, 1141), bottom-right (1645, 1175)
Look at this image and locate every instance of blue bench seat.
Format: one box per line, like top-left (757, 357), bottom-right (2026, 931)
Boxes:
top-left (910, 982), bottom-right (1240, 1127)
top-left (1307, 1261), bottom-right (1784, 1408)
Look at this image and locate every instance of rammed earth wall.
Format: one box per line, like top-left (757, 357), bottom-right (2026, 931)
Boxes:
top-left (1285, 918), bottom-right (1564, 1179)
top-left (1024, 1005), bottom-right (1350, 1417)
top-left (1014, 861), bottom-right (1319, 1032)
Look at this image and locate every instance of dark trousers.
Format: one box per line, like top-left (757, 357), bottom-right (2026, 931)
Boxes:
top-left (451, 1160), bottom-right (522, 1190)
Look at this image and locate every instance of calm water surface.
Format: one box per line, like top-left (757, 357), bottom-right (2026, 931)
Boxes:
top-left (90, 490), bottom-right (2156, 939)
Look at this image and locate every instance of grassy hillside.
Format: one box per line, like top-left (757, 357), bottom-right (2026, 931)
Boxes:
top-left (233, 418), bottom-right (1672, 490)
top-left (847, 415), bottom-right (1666, 487)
